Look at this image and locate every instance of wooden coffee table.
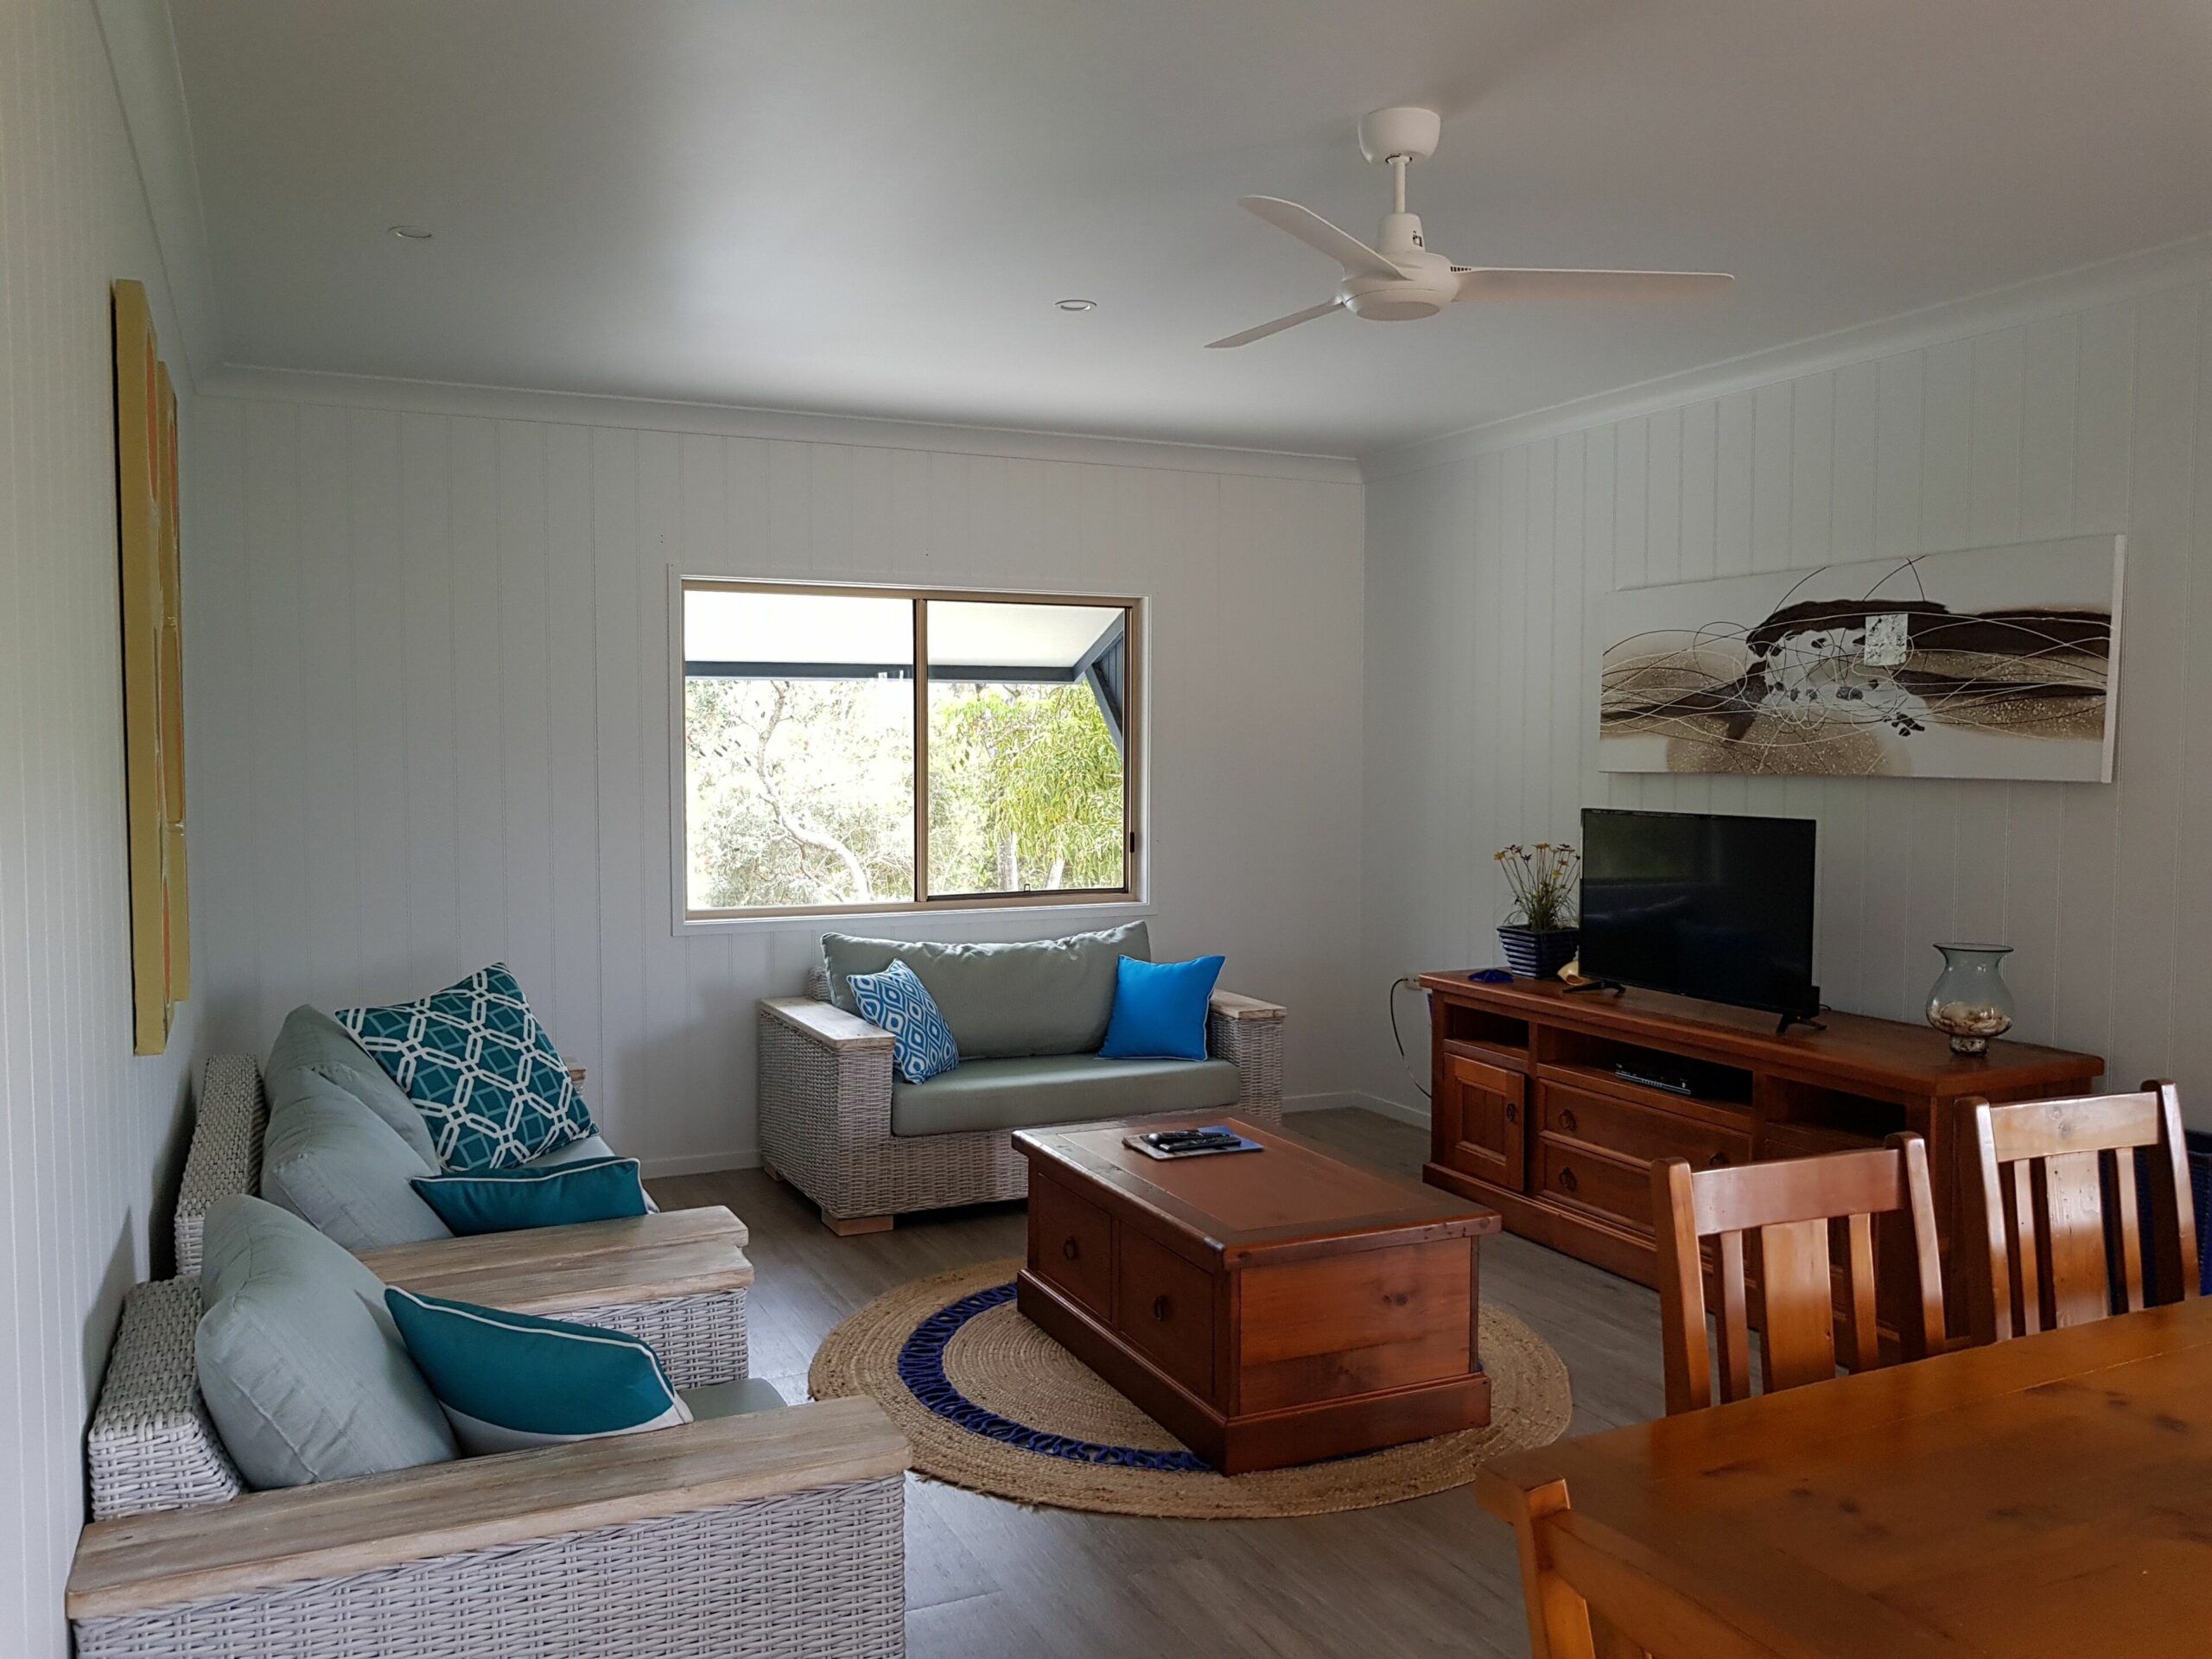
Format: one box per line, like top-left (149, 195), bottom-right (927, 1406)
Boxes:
top-left (1014, 1116), bottom-right (1502, 1474)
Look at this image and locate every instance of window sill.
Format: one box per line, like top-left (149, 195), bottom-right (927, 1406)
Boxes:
top-left (675, 897), bottom-right (1155, 938)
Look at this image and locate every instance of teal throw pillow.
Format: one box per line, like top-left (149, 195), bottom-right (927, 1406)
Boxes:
top-left (847, 959), bottom-right (961, 1084)
top-left (410, 1155), bottom-right (648, 1236)
top-left (384, 1287), bottom-right (690, 1455)
top-left (1098, 954), bottom-right (1224, 1062)
top-left (336, 963), bottom-right (595, 1172)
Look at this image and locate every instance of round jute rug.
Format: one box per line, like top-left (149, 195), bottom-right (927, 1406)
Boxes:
top-left (808, 1256), bottom-right (1573, 1519)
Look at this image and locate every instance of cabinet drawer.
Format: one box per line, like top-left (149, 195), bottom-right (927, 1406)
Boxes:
top-left (1534, 1136), bottom-right (1660, 1234)
top-left (1029, 1173), bottom-right (1113, 1319)
top-left (1115, 1230), bottom-right (1217, 1401)
top-left (1537, 1082), bottom-right (1750, 1172)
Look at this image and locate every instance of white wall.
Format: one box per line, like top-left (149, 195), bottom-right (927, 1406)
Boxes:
top-left (1361, 270), bottom-right (2212, 1122)
top-left (187, 380), bottom-right (1367, 1171)
top-left (0, 2), bottom-right (205, 1652)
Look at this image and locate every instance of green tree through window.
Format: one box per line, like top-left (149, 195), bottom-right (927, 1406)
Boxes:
top-left (681, 586), bottom-right (1134, 915)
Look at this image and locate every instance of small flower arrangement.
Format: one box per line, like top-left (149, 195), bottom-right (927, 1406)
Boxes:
top-left (1496, 842), bottom-right (1580, 931)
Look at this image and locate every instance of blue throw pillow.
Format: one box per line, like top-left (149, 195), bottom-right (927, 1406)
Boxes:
top-left (384, 1287), bottom-right (690, 1455)
top-left (337, 963), bottom-right (596, 1172)
top-left (410, 1155), bottom-right (648, 1236)
top-left (847, 959), bottom-right (961, 1084)
top-left (1099, 954), bottom-right (1224, 1061)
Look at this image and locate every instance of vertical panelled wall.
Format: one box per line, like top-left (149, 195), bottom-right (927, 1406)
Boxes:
top-left (1363, 280), bottom-right (2212, 1120)
top-left (188, 397), bottom-right (1366, 1169)
top-left (0, 2), bottom-right (204, 1653)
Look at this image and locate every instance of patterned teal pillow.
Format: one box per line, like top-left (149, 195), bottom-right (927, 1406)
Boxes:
top-left (336, 964), bottom-right (596, 1172)
top-left (848, 959), bottom-right (960, 1084)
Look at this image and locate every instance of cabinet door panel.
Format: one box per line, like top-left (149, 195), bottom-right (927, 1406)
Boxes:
top-left (1435, 1052), bottom-right (1526, 1191)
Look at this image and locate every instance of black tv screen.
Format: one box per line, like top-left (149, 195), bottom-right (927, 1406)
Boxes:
top-left (1579, 808), bottom-right (1818, 1018)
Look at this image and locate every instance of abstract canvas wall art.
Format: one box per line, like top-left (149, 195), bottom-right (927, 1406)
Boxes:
top-left (1597, 534), bottom-right (2125, 781)
top-left (113, 278), bottom-right (188, 1052)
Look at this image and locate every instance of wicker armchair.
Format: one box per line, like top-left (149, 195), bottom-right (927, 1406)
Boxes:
top-left (173, 1056), bottom-right (753, 1389)
top-left (71, 1276), bottom-right (907, 1658)
top-left (758, 969), bottom-right (1286, 1233)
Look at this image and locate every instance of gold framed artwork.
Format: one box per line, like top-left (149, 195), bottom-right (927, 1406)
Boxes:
top-left (113, 278), bottom-right (188, 1053)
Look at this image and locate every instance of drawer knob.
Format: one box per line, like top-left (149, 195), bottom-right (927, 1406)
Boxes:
top-left (1152, 1294), bottom-right (1173, 1323)
top-left (1061, 1237), bottom-right (1081, 1261)
top-left (1707, 1151), bottom-right (1732, 1169)
top-left (1557, 1108), bottom-right (1578, 1135)
top-left (1557, 1166), bottom-right (1579, 1193)
top-left (1504, 1102), bottom-right (1519, 1124)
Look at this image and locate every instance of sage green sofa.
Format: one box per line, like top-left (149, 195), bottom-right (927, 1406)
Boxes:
top-left (756, 922), bottom-right (1286, 1233)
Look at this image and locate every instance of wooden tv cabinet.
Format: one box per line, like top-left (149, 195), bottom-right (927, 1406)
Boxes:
top-left (1419, 974), bottom-right (2101, 1340)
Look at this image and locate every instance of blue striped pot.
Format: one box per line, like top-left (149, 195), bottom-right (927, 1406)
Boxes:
top-left (1497, 925), bottom-right (1580, 980)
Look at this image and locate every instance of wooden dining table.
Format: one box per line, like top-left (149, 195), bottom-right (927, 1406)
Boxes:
top-left (1477, 1295), bottom-right (2212, 1658)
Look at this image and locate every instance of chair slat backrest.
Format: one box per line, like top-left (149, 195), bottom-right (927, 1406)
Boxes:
top-left (1966, 1080), bottom-right (2197, 1344)
top-left (1651, 1135), bottom-right (1945, 1416)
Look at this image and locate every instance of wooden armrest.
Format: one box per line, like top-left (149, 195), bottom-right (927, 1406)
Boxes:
top-left (356, 1206), bottom-right (751, 1313)
top-left (1210, 989), bottom-right (1286, 1021)
top-left (68, 1396), bottom-right (908, 1620)
top-left (363, 1232), bottom-right (753, 1319)
top-left (761, 996), bottom-right (894, 1049)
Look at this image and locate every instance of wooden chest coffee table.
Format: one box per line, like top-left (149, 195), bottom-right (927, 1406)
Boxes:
top-left (1014, 1116), bottom-right (1502, 1474)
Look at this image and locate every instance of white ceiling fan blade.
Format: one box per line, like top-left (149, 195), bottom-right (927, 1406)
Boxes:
top-left (1205, 299), bottom-right (1344, 350)
top-left (1453, 267), bottom-right (1735, 302)
top-left (1238, 196), bottom-right (1404, 282)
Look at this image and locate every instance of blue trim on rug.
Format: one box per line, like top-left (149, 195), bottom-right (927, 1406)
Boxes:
top-left (895, 1282), bottom-right (1215, 1472)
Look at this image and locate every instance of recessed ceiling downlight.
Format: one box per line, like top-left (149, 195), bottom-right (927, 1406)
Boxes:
top-left (389, 225), bottom-right (434, 241)
top-left (1055, 298), bottom-right (1097, 312)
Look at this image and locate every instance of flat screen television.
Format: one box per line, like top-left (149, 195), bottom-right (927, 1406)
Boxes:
top-left (1579, 808), bottom-right (1819, 1020)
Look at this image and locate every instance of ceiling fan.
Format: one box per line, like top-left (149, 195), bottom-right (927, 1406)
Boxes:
top-left (1208, 107), bottom-right (1733, 349)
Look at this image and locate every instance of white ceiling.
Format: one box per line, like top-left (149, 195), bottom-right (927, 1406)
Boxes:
top-left (168, 0), bottom-right (2212, 457)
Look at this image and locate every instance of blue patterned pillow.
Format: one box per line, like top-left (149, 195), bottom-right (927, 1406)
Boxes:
top-left (335, 964), bottom-right (596, 1172)
top-left (848, 959), bottom-right (960, 1085)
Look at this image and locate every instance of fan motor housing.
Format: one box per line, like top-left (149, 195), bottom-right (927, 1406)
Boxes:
top-left (1341, 251), bottom-right (1458, 321)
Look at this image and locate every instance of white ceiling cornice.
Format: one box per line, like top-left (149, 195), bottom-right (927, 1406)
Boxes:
top-left (94, 0), bottom-right (224, 386)
top-left (196, 365), bottom-right (1366, 484)
top-left (1358, 228), bottom-right (2212, 481)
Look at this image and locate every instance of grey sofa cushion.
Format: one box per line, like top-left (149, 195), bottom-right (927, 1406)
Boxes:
top-left (682, 1376), bottom-right (787, 1420)
top-left (823, 922), bottom-right (1149, 1059)
top-left (261, 1081), bottom-right (452, 1250)
top-left (265, 1004), bottom-right (439, 1167)
top-left (197, 1195), bottom-right (457, 1491)
top-left (890, 1052), bottom-right (1240, 1138)
top-left (522, 1132), bottom-right (619, 1169)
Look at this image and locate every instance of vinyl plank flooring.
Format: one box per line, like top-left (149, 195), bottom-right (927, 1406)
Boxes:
top-left (652, 1107), bottom-right (1669, 1657)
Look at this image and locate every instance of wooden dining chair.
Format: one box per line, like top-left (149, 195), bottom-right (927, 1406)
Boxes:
top-left (1650, 1135), bottom-right (1945, 1415)
top-left (1963, 1081), bottom-right (2198, 1344)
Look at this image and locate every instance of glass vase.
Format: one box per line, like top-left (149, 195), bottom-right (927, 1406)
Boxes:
top-left (1925, 944), bottom-right (2016, 1056)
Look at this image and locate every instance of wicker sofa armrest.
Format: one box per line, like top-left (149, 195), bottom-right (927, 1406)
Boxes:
top-left (1209, 989), bottom-right (1286, 1022)
top-left (357, 1217), bottom-right (753, 1319)
top-left (1209, 988), bottom-right (1286, 1111)
top-left (174, 1056), bottom-right (269, 1278)
top-left (757, 998), bottom-right (898, 1220)
top-left (68, 1396), bottom-right (908, 1622)
top-left (352, 1205), bottom-right (754, 1389)
top-left (760, 996), bottom-right (895, 1051)
top-left (88, 1279), bottom-right (246, 1522)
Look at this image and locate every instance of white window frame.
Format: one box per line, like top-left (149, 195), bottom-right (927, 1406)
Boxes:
top-left (672, 572), bottom-right (1147, 930)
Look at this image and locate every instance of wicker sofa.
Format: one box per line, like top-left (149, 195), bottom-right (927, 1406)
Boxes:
top-left (176, 1053), bottom-right (754, 1389)
top-left (68, 1273), bottom-right (906, 1658)
top-left (759, 925), bottom-right (1286, 1234)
